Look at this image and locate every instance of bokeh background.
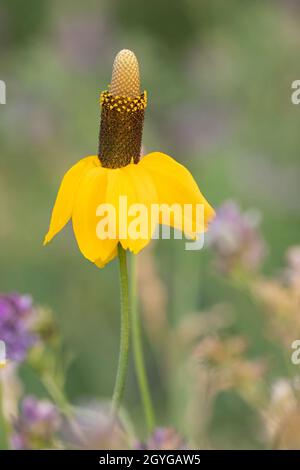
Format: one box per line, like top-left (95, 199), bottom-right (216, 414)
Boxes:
top-left (1, 0), bottom-right (300, 449)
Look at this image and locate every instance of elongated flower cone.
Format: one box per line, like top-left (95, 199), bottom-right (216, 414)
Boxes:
top-left (44, 49), bottom-right (215, 267)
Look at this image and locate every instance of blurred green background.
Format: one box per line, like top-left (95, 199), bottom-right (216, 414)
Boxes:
top-left (1, 0), bottom-right (300, 449)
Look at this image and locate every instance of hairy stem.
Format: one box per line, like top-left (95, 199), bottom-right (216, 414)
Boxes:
top-left (112, 244), bottom-right (130, 411)
top-left (131, 254), bottom-right (155, 433)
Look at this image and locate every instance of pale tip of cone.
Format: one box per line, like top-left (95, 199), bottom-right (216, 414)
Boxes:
top-left (109, 49), bottom-right (140, 98)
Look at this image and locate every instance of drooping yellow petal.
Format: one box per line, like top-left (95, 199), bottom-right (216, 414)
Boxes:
top-left (140, 152), bottom-right (215, 236)
top-left (44, 156), bottom-right (99, 244)
top-left (106, 163), bottom-right (158, 254)
top-left (72, 166), bottom-right (118, 263)
top-left (94, 246), bottom-right (118, 268)
top-left (123, 163), bottom-right (159, 253)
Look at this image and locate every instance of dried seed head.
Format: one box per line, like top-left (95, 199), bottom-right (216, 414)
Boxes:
top-left (109, 49), bottom-right (140, 98)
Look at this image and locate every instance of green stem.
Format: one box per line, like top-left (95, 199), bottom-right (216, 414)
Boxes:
top-left (112, 244), bottom-right (130, 411)
top-left (0, 378), bottom-right (9, 449)
top-left (131, 254), bottom-right (155, 434)
top-left (42, 374), bottom-right (73, 417)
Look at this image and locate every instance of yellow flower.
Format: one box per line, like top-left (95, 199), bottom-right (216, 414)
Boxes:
top-left (44, 50), bottom-right (215, 268)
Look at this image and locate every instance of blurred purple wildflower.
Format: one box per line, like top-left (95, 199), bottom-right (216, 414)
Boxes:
top-left (0, 293), bottom-right (37, 362)
top-left (208, 200), bottom-right (266, 274)
top-left (136, 427), bottom-right (186, 450)
top-left (11, 396), bottom-right (61, 450)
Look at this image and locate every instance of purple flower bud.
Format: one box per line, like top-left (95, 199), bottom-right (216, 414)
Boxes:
top-left (0, 293), bottom-right (37, 362)
top-left (136, 427), bottom-right (187, 450)
top-left (11, 396), bottom-right (61, 450)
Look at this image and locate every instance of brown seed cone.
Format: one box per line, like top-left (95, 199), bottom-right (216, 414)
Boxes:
top-left (98, 50), bottom-right (146, 169)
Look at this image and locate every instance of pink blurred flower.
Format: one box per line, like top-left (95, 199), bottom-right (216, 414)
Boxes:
top-left (11, 396), bottom-right (61, 449)
top-left (136, 427), bottom-right (186, 450)
top-left (0, 293), bottom-right (37, 362)
top-left (209, 200), bottom-right (266, 275)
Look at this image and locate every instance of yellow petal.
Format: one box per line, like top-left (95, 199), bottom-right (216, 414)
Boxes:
top-left (72, 166), bottom-right (118, 263)
top-left (106, 163), bottom-right (158, 254)
top-left (140, 152), bottom-right (215, 236)
top-left (44, 156), bottom-right (99, 244)
top-left (94, 246), bottom-right (118, 268)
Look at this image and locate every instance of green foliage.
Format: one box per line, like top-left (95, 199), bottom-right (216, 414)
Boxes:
top-left (1, 0), bottom-right (300, 449)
